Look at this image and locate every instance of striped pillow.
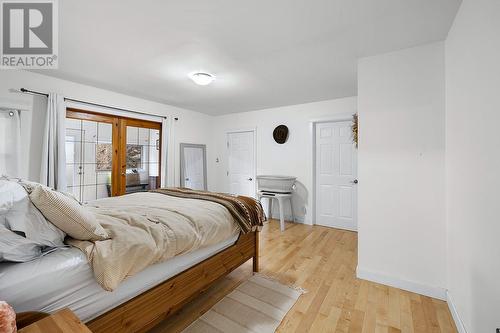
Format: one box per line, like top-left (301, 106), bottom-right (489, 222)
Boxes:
top-left (30, 185), bottom-right (109, 241)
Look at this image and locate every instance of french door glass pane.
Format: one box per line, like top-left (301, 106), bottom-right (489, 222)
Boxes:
top-left (125, 126), bottom-right (160, 193)
top-left (65, 118), bottom-right (113, 203)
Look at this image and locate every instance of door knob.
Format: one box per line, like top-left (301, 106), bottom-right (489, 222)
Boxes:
top-left (248, 177), bottom-right (253, 181)
top-left (351, 179), bottom-right (358, 184)
top-left (185, 178), bottom-right (189, 181)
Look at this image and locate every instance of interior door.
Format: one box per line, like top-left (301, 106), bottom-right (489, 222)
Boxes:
top-left (227, 131), bottom-right (255, 197)
top-left (181, 144), bottom-right (207, 190)
top-left (315, 121), bottom-right (358, 231)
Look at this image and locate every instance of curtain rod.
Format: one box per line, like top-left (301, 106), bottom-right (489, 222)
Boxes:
top-left (19, 88), bottom-right (167, 119)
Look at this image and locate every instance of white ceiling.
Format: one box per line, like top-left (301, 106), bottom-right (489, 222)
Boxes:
top-left (38, 0), bottom-right (460, 115)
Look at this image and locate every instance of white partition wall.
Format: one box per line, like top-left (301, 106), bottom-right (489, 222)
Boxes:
top-left (445, 0), bottom-right (500, 332)
top-left (357, 42), bottom-right (447, 299)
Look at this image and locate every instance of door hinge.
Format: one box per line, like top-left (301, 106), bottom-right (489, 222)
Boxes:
top-left (227, 171), bottom-right (229, 176)
top-left (226, 141), bottom-right (229, 148)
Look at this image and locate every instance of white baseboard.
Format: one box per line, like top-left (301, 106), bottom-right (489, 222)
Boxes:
top-left (268, 215), bottom-right (307, 224)
top-left (446, 291), bottom-right (468, 333)
top-left (356, 266), bottom-right (447, 300)
top-left (294, 216), bottom-right (306, 224)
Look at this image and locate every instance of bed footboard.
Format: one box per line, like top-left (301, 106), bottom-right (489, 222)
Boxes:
top-left (86, 230), bottom-right (259, 333)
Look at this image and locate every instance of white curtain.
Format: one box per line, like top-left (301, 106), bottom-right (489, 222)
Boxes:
top-left (40, 93), bottom-right (67, 191)
top-left (0, 110), bottom-right (21, 177)
top-left (161, 117), bottom-right (169, 187)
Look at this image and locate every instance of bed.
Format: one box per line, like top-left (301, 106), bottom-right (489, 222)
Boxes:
top-left (0, 183), bottom-right (263, 333)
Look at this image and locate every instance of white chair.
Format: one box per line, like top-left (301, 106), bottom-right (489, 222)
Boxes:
top-left (257, 191), bottom-right (294, 232)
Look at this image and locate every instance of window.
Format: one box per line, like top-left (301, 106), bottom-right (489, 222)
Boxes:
top-left (96, 144), bottom-right (112, 171)
top-left (96, 144), bottom-right (144, 171)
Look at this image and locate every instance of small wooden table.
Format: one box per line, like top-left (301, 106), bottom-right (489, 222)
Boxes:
top-left (19, 309), bottom-right (92, 333)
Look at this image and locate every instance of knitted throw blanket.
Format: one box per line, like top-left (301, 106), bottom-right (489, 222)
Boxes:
top-left (152, 188), bottom-right (266, 233)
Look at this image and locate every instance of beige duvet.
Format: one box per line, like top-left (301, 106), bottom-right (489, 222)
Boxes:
top-left (68, 192), bottom-right (239, 291)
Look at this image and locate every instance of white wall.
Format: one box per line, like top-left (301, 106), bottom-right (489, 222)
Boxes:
top-left (445, 0), bottom-right (500, 331)
top-left (357, 42), bottom-right (447, 298)
top-left (211, 97), bottom-right (357, 224)
top-left (0, 70), bottom-right (214, 188)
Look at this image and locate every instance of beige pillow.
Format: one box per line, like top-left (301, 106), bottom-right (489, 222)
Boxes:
top-left (30, 185), bottom-right (109, 241)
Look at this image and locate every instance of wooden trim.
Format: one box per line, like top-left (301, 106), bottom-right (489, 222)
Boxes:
top-left (111, 117), bottom-right (121, 196)
top-left (123, 117), bottom-right (161, 129)
top-left (66, 109), bottom-right (116, 124)
top-left (66, 108), bottom-right (162, 125)
top-left (87, 231), bottom-right (258, 333)
top-left (117, 118), bottom-right (127, 195)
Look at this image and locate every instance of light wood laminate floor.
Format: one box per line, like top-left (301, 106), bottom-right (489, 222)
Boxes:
top-left (150, 220), bottom-right (457, 333)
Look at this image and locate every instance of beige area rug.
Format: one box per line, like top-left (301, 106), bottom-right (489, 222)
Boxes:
top-left (182, 274), bottom-right (305, 333)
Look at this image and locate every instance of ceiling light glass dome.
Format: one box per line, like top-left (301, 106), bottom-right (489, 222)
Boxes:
top-left (189, 72), bottom-right (215, 86)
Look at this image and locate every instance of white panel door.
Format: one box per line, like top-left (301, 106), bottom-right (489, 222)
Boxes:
top-left (183, 147), bottom-right (205, 190)
top-left (315, 121), bottom-right (358, 231)
top-left (227, 131), bottom-right (255, 197)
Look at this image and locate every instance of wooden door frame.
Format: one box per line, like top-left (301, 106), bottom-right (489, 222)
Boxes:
top-left (225, 128), bottom-right (257, 197)
top-left (66, 108), bottom-right (162, 197)
top-left (310, 114), bottom-right (357, 229)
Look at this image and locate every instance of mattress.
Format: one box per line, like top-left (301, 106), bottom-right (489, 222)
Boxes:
top-left (0, 233), bottom-right (239, 322)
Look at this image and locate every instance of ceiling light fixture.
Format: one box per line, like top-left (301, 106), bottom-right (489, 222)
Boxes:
top-left (189, 72), bottom-right (215, 86)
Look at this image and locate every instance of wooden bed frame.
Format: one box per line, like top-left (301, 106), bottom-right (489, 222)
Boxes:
top-left (81, 230), bottom-right (259, 333)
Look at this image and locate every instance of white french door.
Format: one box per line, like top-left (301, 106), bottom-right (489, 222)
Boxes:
top-left (315, 121), bottom-right (358, 231)
top-left (65, 109), bottom-right (162, 203)
top-left (227, 130), bottom-right (256, 198)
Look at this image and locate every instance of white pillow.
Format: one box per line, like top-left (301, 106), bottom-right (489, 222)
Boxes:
top-left (0, 180), bottom-right (65, 248)
top-left (30, 185), bottom-right (109, 241)
top-left (0, 189), bottom-right (13, 213)
top-left (0, 225), bottom-right (42, 262)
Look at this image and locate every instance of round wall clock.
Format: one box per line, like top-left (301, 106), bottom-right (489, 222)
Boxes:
top-left (273, 125), bottom-right (289, 144)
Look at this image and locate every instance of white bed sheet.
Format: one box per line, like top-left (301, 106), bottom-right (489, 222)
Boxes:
top-left (0, 233), bottom-right (239, 322)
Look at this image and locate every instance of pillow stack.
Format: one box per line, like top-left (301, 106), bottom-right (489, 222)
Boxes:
top-left (0, 178), bottom-right (109, 263)
top-left (0, 179), bottom-right (65, 262)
